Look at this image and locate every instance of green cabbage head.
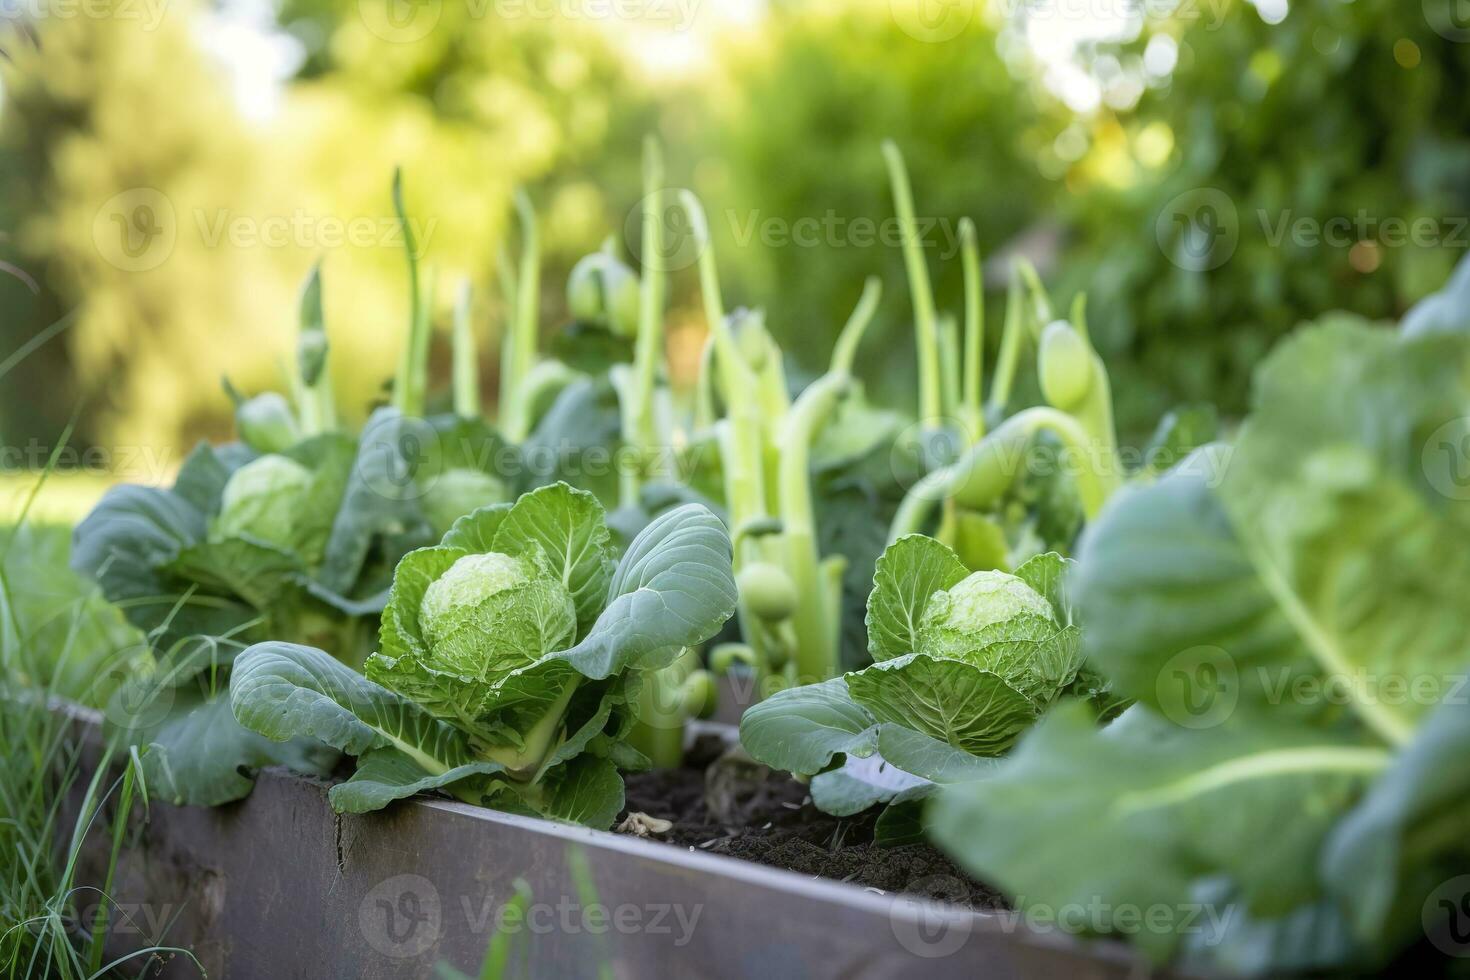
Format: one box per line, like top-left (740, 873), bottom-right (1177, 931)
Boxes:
top-left (214, 453), bottom-right (313, 549)
top-left (417, 550), bottom-right (576, 684)
top-left (852, 536), bottom-right (1084, 755)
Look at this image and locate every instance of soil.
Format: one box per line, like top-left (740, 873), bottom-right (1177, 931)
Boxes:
top-left (617, 734), bottom-right (1008, 912)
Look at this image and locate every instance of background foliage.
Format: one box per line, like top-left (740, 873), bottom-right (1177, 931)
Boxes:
top-left (2, 0), bottom-right (1467, 473)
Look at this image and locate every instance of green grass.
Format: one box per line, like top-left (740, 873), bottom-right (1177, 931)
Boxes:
top-left (0, 470), bottom-right (197, 978)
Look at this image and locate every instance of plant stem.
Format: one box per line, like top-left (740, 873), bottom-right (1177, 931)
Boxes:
top-left (777, 281), bottom-right (881, 683)
top-left (882, 141), bottom-right (943, 431)
top-left (453, 279), bottom-right (479, 418)
top-left (294, 261), bottom-right (337, 435)
top-left (960, 217), bottom-right (984, 440)
top-left (623, 137), bottom-right (666, 508)
top-left (506, 191), bottom-right (541, 442)
top-left (987, 271), bottom-right (1026, 419)
top-left (391, 169), bottom-right (427, 418)
top-left (496, 246), bottom-right (518, 429)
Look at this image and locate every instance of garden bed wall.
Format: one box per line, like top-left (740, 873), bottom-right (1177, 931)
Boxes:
top-left (69, 714), bottom-right (1163, 979)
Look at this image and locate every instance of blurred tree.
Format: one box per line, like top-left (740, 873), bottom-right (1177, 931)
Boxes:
top-left (0, 4), bottom-right (292, 453)
top-left (696, 2), bottom-right (1062, 399)
top-left (1040, 0), bottom-right (1470, 432)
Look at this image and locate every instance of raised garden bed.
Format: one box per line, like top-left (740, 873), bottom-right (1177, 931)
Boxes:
top-left (70, 712), bottom-right (1159, 979)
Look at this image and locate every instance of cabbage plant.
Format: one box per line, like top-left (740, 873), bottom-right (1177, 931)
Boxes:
top-left (931, 305), bottom-right (1470, 975)
top-left (229, 482), bottom-right (737, 826)
top-left (739, 534), bottom-right (1085, 830)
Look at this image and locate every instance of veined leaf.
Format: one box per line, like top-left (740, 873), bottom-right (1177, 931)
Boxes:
top-left (864, 533), bottom-right (968, 661)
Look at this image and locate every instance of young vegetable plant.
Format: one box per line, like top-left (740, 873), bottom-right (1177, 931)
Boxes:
top-left (882, 143), bottom-right (1128, 572)
top-left (72, 262), bottom-right (435, 806)
top-left (229, 482), bottom-right (737, 827)
top-left (931, 305), bottom-right (1470, 975)
top-left (679, 188), bottom-right (890, 700)
top-left (739, 535), bottom-right (1089, 840)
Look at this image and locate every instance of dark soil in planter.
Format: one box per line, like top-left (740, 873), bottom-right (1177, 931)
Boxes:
top-left (618, 735), bottom-right (1007, 913)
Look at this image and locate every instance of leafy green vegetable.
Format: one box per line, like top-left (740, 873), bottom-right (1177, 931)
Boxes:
top-left (932, 311), bottom-right (1470, 974)
top-left (230, 482), bottom-right (736, 826)
top-left (741, 538), bottom-right (1078, 817)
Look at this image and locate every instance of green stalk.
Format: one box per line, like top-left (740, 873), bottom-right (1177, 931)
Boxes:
top-left (959, 217), bottom-right (984, 440)
top-left (777, 280), bottom-right (882, 683)
top-left (505, 191), bottom-right (541, 442)
top-left (938, 314), bottom-right (960, 420)
top-left (694, 331), bottom-right (717, 431)
top-left (624, 137), bottom-right (666, 508)
top-left (452, 279), bottom-right (480, 418)
top-left (1016, 256), bottom-right (1053, 325)
top-left (888, 405), bottom-right (1123, 541)
top-left (987, 272), bottom-right (1026, 419)
top-left (294, 261), bottom-right (337, 434)
top-left (496, 246), bottom-right (518, 429)
top-left (882, 141), bottom-right (942, 431)
top-left (681, 191), bottom-right (767, 529)
top-left (627, 648), bottom-right (699, 769)
top-left (391, 169), bottom-right (427, 418)
top-left (1070, 291), bottom-right (1090, 347)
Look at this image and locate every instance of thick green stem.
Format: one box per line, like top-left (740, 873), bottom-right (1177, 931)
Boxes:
top-left (624, 137), bottom-right (666, 508)
top-left (391, 169), bottom-right (427, 418)
top-left (505, 191), bottom-right (541, 441)
top-left (776, 281), bottom-right (881, 683)
top-left (627, 648), bottom-right (698, 769)
top-left (496, 246), bottom-right (518, 429)
top-left (939, 314), bottom-right (961, 419)
top-left (959, 217), bottom-right (983, 440)
top-left (694, 331), bottom-right (717, 431)
top-left (882, 141), bottom-right (942, 430)
top-left (1016, 257), bottom-right (1053, 325)
top-left (479, 676), bottom-right (581, 778)
top-left (987, 273), bottom-right (1026, 419)
top-left (452, 279), bottom-right (479, 418)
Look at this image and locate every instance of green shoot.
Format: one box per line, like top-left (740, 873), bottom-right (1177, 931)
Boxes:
top-left (506, 191), bottom-right (541, 442)
top-left (959, 217), bottom-right (984, 440)
top-left (391, 168), bottom-right (427, 418)
top-left (294, 261), bottom-right (337, 435)
top-left (882, 141), bottom-right (942, 432)
top-left (623, 136), bottom-right (667, 508)
top-left (453, 278), bottom-right (480, 418)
